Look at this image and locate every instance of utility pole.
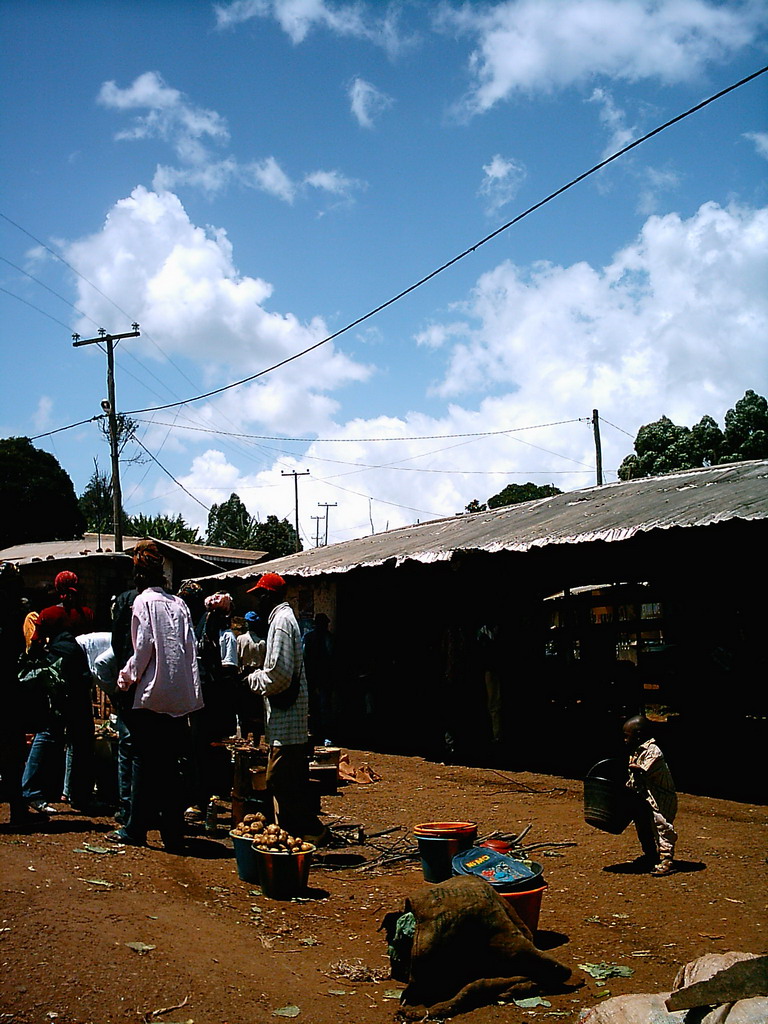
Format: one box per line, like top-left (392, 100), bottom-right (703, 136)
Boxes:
top-left (73, 324), bottom-right (140, 552)
top-left (281, 469), bottom-right (310, 552)
top-left (318, 501), bottom-right (337, 546)
top-left (311, 515), bottom-right (323, 548)
top-left (592, 409), bottom-right (603, 486)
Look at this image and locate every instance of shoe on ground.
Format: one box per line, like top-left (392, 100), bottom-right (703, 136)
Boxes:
top-left (29, 800), bottom-right (57, 814)
top-left (105, 829), bottom-right (145, 847)
top-left (651, 859), bottom-right (674, 876)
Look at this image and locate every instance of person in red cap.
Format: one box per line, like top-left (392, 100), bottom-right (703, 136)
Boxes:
top-left (246, 572), bottom-right (326, 844)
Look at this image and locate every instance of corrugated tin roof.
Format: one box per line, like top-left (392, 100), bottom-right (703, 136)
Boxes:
top-left (198, 460), bottom-right (768, 583)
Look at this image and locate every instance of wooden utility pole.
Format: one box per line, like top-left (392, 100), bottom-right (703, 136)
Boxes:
top-left (73, 325), bottom-right (140, 552)
top-left (311, 515), bottom-right (323, 548)
top-left (592, 408), bottom-right (603, 486)
top-left (281, 469), bottom-right (310, 552)
top-left (318, 501), bottom-right (337, 546)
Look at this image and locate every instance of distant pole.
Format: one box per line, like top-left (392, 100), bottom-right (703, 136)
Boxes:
top-left (318, 502), bottom-right (337, 546)
top-left (73, 325), bottom-right (140, 552)
top-left (592, 409), bottom-right (603, 486)
top-left (311, 515), bottom-right (323, 547)
top-left (282, 469), bottom-right (310, 552)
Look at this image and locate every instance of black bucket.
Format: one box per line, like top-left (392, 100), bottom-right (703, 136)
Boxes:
top-left (584, 759), bottom-right (632, 834)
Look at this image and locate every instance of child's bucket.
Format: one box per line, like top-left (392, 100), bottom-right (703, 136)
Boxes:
top-left (254, 846), bottom-right (315, 899)
top-left (584, 759), bottom-right (632, 834)
top-left (230, 831), bottom-right (261, 884)
top-left (499, 883), bottom-right (547, 933)
top-left (416, 832), bottom-right (476, 883)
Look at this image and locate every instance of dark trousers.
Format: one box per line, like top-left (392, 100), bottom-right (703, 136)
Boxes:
top-left (266, 743), bottom-right (323, 840)
top-left (123, 709), bottom-right (188, 848)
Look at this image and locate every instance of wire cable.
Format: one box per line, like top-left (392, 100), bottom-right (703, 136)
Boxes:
top-left (117, 64), bottom-right (767, 418)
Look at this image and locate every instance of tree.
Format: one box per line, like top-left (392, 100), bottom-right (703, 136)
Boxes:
top-left (126, 513), bottom-right (202, 544)
top-left (618, 390), bottom-right (768, 481)
top-left (251, 515), bottom-right (300, 558)
top-left (78, 462), bottom-right (127, 533)
top-left (465, 481), bottom-right (562, 513)
top-left (0, 437), bottom-right (85, 547)
top-left (206, 493), bottom-right (256, 548)
top-left (721, 390), bottom-right (768, 462)
top-left (206, 493), bottom-right (300, 556)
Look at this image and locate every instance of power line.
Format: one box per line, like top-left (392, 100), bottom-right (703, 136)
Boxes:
top-left (114, 63), bottom-right (767, 418)
top-left (131, 416), bottom-right (586, 443)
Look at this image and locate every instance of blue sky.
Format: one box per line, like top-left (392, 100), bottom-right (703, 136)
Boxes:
top-left (1, 0), bottom-right (767, 546)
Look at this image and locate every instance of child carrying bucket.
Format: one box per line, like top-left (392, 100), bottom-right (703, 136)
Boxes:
top-left (623, 715), bottom-right (678, 876)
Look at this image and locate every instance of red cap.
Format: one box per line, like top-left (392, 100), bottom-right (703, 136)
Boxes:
top-left (246, 572), bottom-right (286, 593)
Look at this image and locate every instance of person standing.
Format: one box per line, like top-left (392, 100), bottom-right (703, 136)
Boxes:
top-left (302, 613), bottom-right (334, 742)
top-left (236, 611), bottom-right (266, 742)
top-left (246, 573), bottom-right (325, 843)
top-left (107, 541), bottom-right (202, 852)
top-left (624, 714), bottom-right (678, 876)
top-left (0, 562), bottom-right (32, 827)
top-left (21, 607), bottom-right (96, 814)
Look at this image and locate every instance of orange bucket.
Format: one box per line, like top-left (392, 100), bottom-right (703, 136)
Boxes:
top-left (414, 821), bottom-right (477, 837)
top-left (499, 883), bottom-right (547, 933)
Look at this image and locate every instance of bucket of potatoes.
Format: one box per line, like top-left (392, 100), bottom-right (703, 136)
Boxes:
top-left (231, 812), bottom-right (316, 897)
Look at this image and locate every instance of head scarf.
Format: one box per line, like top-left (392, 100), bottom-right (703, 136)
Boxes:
top-left (177, 580), bottom-right (203, 598)
top-left (205, 591), bottom-right (233, 614)
top-left (54, 570), bottom-right (79, 598)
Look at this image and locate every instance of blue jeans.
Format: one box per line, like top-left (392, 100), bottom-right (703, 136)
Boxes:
top-left (22, 701), bottom-right (94, 807)
top-left (115, 711), bottom-right (136, 820)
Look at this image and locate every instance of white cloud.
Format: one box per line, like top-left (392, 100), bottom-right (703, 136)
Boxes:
top-left (33, 396), bottom-right (53, 431)
top-left (64, 186), bottom-right (371, 410)
top-left (588, 87), bottom-right (636, 157)
top-left (478, 154), bottom-right (526, 214)
top-left (431, 202), bottom-right (767, 416)
top-left (441, 0), bottom-right (765, 113)
top-left (245, 156), bottom-right (297, 203)
top-left (348, 77), bottom-right (394, 128)
top-left (214, 0), bottom-right (406, 54)
top-left (98, 72), bottom-right (229, 160)
top-left (100, 74), bottom-right (362, 206)
top-left (744, 131), bottom-right (768, 159)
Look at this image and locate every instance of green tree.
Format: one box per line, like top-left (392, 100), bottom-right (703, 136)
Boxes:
top-left (0, 437), bottom-right (85, 547)
top-left (618, 390), bottom-right (768, 480)
top-left (206, 493), bottom-right (300, 555)
top-left (127, 513), bottom-right (202, 544)
top-left (465, 481), bottom-right (561, 513)
top-left (206, 493), bottom-right (256, 548)
top-left (721, 389), bottom-right (768, 462)
top-left (251, 515), bottom-right (300, 558)
top-left (78, 462), bottom-right (128, 533)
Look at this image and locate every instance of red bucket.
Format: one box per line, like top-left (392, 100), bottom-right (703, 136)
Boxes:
top-left (253, 845), bottom-right (315, 900)
top-left (499, 883), bottom-right (547, 933)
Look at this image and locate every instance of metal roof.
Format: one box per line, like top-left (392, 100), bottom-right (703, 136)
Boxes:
top-left (197, 460), bottom-right (768, 583)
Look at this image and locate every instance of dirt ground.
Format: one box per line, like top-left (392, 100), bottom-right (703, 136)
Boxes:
top-left (1, 749), bottom-right (766, 1024)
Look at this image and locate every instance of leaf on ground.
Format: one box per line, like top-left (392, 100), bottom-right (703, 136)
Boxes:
top-left (299, 936), bottom-right (318, 946)
top-left (82, 843), bottom-right (123, 855)
top-left (81, 878), bottom-right (113, 887)
top-left (272, 1006), bottom-right (300, 1017)
top-left (579, 962), bottom-right (633, 980)
top-left (513, 997), bottom-right (552, 1008)
top-left (126, 941), bottom-right (156, 953)
top-left (382, 989), bottom-right (403, 1000)
top-left (327, 990), bottom-right (347, 996)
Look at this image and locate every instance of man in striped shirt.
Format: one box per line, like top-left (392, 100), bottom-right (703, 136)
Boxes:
top-left (247, 573), bottom-right (325, 844)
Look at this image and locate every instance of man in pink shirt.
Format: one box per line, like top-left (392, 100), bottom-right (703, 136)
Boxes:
top-left (106, 541), bottom-right (202, 852)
